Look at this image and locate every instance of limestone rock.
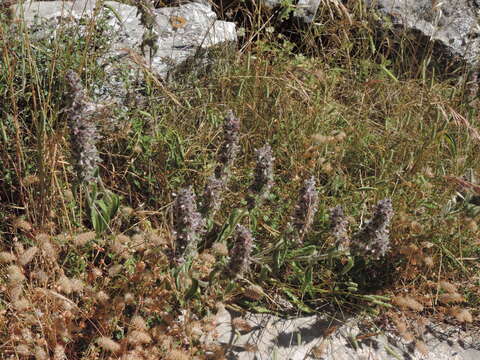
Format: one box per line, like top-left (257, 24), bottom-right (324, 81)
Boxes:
top-left (368, 0), bottom-right (480, 68)
top-left (11, 0), bottom-right (237, 80)
top-left (210, 309), bottom-right (480, 359)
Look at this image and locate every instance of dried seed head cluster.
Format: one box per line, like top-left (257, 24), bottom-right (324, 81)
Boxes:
top-left (244, 284), bottom-right (264, 301)
top-left (291, 176), bottom-right (319, 243)
top-left (352, 199), bottom-right (394, 259)
top-left (97, 336), bottom-right (121, 353)
top-left (211, 242), bottom-right (229, 257)
top-left (228, 225), bottom-right (254, 277)
top-left (65, 70), bottom-right (104, 183)
top-left (248, 144), bottom-right (274, 209)
top-left (392, 295), bottom-right (424, 312)
top-left (330, 206), bottom-right (350, 251)
top-left (73, 231), bottom-right (96, 247)
top-left (13, 217), bottom-right (32, 232)
top-left (0, 226), bottom-right (216, 359)
top-left (202, 110), bottom-right (241, 216)
top-left (451, 308), bottom-right (473, 323)
top-left (173, 187), bottom-right (205, 262)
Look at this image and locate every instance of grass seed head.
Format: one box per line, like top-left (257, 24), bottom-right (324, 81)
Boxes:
top-left (392, 295), bottom-right (424, 312)
top-left (97, 337), bottom-right (121, 353)
top-left (18, 246), bottom-right (38, 266)
top-left (415, 340), bottom-right (429, 356)
top-left (13, 218), bottom-right (32, 232)
top-left (53, 344), bottom-right (66, 360)
top-left (7, 265), bottom-right (25, 284)
top-left (130, 315), bottom-right (147, 331)
top-left (74, 231), bottom-right (96, 247)
top-left (15, 344), bottom-right (31, 356)
top-left (439, 280), bottom-right (457, 294)
top-left (232, 317), bottom-right (253, 332)
top-left (96, 290), bottom-right (110, 303)
top-left (13, 297), bottom-right (30, 311)
top-left (0, 251), bottom-right (16, 263)
top-left (34, 346), bottom-right (48, 360)
top-left (57, 275), bottom-right (73, 295)
top-left (127, 330), bottom-right (152, 345)
top-left (108, 264), bottom-right (123, 277)
top-left (166, 349), bottom-right (190, 360)
top-left (244, 284), bottom-right (264, 300)
top-left (212, 242), bottom-right (229, 257)
top-left (452, 308), bottom-right (473, 323)
top-left (423, 256), bottom-right (434, 268)
top-left (70, 278), bottom-right (85, 293)
top-left (438, 293), bottom-right (464, 304)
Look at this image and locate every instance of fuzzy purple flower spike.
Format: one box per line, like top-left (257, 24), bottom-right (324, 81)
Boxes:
top-left (65, 70), bottom-right (106, 183)
top-left (173, 187), bottom-right (206, 262)
top-left (352, 199), bottom-right (394, 259)
top-left (330, 205), bottom-right (350, 251)
top-left (228, 225), bottom-right (254, 277)
top-left (292, 176), bottom-right (319, 243)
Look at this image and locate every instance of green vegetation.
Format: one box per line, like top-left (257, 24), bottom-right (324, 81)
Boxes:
top-left (0, 1), bottom-right (479, 358)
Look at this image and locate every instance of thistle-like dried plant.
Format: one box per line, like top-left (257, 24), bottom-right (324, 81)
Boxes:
top-left (65, 70), bottom-right (105, 183)
top-left (291, 176), bottom-right (319, 243)
top-left (173, 187), bottom-right (205, 262)
top-left (136, 0), bottom-right (159, 57)
top-left (330, 205), bottom-right (350, 251)
top-left (352, 199), bottom-right (394, 259)
top-left (248, 144), bottom-right (274, 209)
top-left (228, 225), bottom-right (254, 277)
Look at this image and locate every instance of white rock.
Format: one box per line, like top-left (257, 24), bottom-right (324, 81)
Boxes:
top-left (210, 309), bottom-right (480, 359)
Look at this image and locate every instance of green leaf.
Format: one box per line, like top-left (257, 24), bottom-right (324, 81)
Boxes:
top-left (91, 207), bottom-right (105, 234)
top-left (185, 278), bottom-right (199, 300)
top-left (248, 305), bottom-right (274, 314)
top-left (304, 267), bottom-right (313, 288)
top-left (283, 288), bottom-right (314, 313)
top-left (216, 208), bottom-right (248, 243)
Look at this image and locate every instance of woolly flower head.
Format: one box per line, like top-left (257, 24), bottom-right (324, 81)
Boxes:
top-left (352, 199), bottom-right (394, 259)
top-left (248, 144), bottom-right (274, 209)
top-left (172, 187), bottom-right (205, 262)
top-left (228, 225), bottom-right (254, 277)
top-left (202, 175), bottom-right (224, 217)
top-left (202, 111), bottom-right (241, 216)
top-left (216, 110), bottom-right (241, 175)
top-left (65, 70), bottom-right (104, 183)
top-left (330, 205), bottom-right (350, 251)
top-left (292, 176), bottom-right (319, 243)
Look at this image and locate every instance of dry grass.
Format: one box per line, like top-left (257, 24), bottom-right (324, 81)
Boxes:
top-left (0, 0), bottom-right (479, 357)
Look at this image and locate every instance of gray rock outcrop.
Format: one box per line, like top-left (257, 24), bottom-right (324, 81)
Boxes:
top-left (369, 0), bottom-right (480, 69)
top-left (11, 0), bottom-right (237, 80)
top-left (259, 0), bottom-right (480, 72)
top-left (209, 305), bottom-right (480, 359)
